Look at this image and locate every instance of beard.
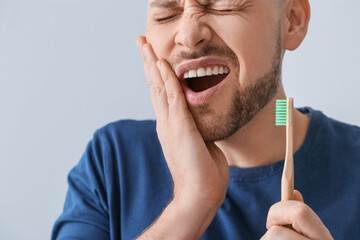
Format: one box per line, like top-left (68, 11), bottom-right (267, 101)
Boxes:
top-left (188, 33), bottom-right (282, 142)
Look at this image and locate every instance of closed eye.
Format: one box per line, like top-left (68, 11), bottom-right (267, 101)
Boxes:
top-left (216, 9), bottom-right (233, 12)
top-left (155, 13), bottom-right (182, 23)
top-left (206, 8), bottom-right (234, 15)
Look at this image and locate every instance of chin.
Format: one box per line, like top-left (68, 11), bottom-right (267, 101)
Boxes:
top-left (189, 106), bottom-right (235, 142)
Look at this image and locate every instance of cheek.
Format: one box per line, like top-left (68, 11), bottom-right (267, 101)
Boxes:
top-left (210, 16), bottom-right (278, 81)
top-left (145, 24), bottom-right (175, 60)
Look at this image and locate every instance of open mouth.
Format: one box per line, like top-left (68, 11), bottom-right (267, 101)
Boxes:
top-left (183, 66), bottom-right (230, 92)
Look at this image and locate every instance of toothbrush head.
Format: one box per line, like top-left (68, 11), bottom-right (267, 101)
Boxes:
top-left (275, 99), bottom-right (288, 126)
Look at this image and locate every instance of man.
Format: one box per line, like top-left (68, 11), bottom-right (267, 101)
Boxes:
top-left (52, 0), bottom-right (360, 239)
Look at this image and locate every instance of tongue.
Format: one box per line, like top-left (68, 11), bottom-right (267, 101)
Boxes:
top-left (187, 74), bottom-right (227, 92)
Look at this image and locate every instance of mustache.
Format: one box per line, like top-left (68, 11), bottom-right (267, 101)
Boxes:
top-left (168, 45), bottom-right (239, 68)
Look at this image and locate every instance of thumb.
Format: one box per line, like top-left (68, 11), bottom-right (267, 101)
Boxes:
top-left (294, 189), bottom-right (304, 202)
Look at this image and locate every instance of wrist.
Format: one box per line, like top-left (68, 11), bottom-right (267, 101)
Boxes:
top-left (138, 197), bottom-right (219, 240)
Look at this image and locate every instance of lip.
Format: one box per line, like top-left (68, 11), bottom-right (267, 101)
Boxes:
top-left (175, 57), bottom-right (230, 80)
top-left (174, 57), bottom-right (232, 105)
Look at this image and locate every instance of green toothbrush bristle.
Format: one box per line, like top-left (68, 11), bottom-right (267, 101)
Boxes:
top-left (275, 99), bottom-right (288, 126)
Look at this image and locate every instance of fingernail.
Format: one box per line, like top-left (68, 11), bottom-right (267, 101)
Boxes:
top-left (135, 38), bottom-right (140, 49)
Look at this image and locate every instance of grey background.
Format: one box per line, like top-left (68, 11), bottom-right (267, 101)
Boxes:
top-left (0, 1), bottom-right (359, 239)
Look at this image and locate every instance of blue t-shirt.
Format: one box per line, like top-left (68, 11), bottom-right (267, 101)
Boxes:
top-left (52, 107), bottom-right (360, 239)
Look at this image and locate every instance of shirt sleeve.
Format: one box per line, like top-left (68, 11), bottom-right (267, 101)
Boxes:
top-left (52, 131), bottom-right (111, 240)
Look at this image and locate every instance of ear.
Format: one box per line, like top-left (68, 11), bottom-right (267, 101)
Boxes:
top-left (282, 0), bottom-right (311, 51)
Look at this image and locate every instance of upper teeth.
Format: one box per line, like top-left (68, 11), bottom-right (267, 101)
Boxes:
top-left (184, 66), bottom-right (230, 79)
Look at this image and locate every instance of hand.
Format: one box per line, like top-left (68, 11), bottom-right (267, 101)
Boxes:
top-left (261, 190), bottom-right (333, 240)
top-left (136, 36), bottom-right (229, 208)
top-left (135, 36), bottom-right (229, 238)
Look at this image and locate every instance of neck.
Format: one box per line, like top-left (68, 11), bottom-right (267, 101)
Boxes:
top-left (215, 89), bottom-right (310, 168)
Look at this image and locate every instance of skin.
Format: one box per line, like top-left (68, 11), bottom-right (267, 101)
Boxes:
top-left (136, 0), bottom-right (334, 239)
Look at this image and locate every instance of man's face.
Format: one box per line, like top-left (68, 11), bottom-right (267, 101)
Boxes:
top-left (146, 0), bottom-right (283, 141)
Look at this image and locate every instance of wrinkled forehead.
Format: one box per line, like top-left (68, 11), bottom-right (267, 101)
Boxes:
top-left (148, 0), bottom-right (211, 6)
top-left (148, 0), bottom-right (244, 8)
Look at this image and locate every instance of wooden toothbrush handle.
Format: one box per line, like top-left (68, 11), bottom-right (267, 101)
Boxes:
top-left (281, 97), bottom-right (294, 201)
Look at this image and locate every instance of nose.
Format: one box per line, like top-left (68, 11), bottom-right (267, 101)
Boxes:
top-left (174, 14), bottom-right (212, 50)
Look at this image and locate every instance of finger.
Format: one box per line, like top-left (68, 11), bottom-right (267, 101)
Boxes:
top-left (266, 200), bottom-right (333, 239)
top-left (136, 37), bottom-right (169, 121)
top-left (143, 44), bottom-right (169, 121)
top-left (156, 59), bottom-right (194, 126)
top-left (294, 190), bottom-right (304, 202)
top-left (136, 36), bottom-right (147, 61)
top-left (261, 225), bottom-right (310, 240)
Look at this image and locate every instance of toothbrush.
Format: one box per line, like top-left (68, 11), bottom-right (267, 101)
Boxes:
top-left (276, 98), bottom-right (294, 201)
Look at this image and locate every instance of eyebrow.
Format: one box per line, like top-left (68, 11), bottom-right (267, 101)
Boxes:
top-left (149, 0), bottom-right (180, 9)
